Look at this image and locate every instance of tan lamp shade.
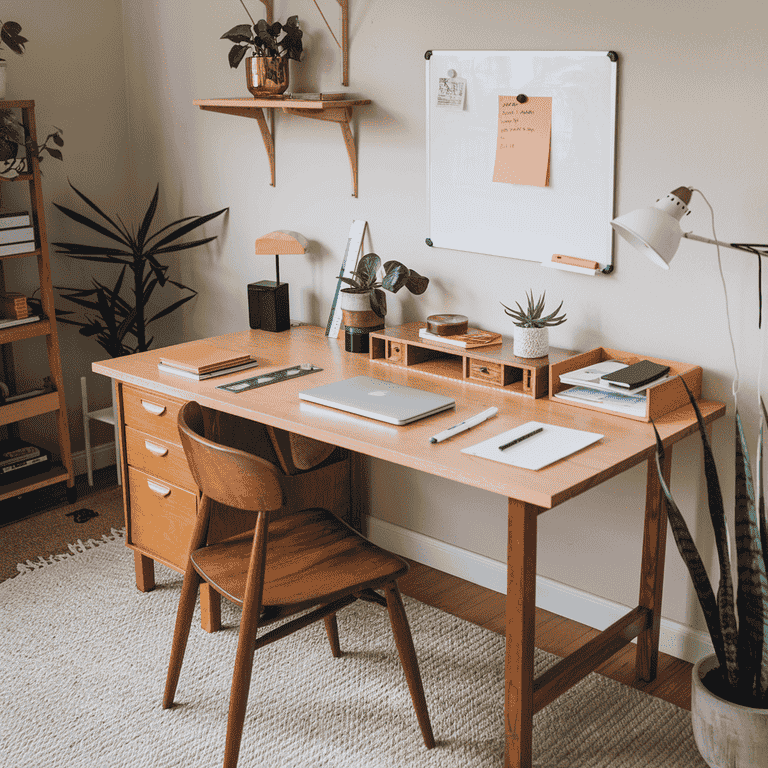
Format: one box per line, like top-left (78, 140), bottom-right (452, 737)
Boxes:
top-left (254, 230), bottom-right (308, 255)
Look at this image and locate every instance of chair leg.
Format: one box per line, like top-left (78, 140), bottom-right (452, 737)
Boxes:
top-left (384, 582), bottom-right (435, 749)
top-left (324, 613), bottom-right (341, 657)
top-left (80, 377), bottom-right (94, 487)
top-left (163, 563), bottom-right (202, 709)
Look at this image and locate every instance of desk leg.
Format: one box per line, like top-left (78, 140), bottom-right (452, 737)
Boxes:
top-left (134, 551), bottom-right (155, 592)
top-left (636, 446), bottom-right (673, 682)
top-left (505, 499), bottom-right (539, 768)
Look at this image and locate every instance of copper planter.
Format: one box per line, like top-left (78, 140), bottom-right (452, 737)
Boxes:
top-left (245, 56), bottom-right (290, 98)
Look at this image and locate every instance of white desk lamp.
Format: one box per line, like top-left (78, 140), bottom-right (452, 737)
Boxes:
top-left (611, 186), bottom-right (768, 269)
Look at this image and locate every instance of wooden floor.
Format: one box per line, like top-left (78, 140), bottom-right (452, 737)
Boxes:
top-left (398, 560), bottom-right (693, 711)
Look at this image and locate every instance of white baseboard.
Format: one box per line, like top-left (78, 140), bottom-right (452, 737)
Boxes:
top-left (365, 515), bottom-right (714, 666)
top-left (72, 441), bottom-right (117, 479)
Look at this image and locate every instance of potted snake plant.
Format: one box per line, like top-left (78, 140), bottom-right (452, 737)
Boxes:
top-left (501, 290), bottom-right (566, 358)
top-left (339, 252), bottom-right (429, 353)
top-left (221, 2), bottom-right (302, 98)
top-left (653, 381), bottom-right (768, 768)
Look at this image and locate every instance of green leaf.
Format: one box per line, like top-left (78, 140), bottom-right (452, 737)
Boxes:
top-left (356, 252), bottom-right (381, 283)
top-left (147, 293), bottom-right (197, 325)
top-left (221, 24), bottom-right (253, 42)
top-left (381, 261), bottom-right (409, 293)
top-left (53, 202), bottom-right (128, 247)
top-left (148, 207), bottom-right (228, 250)
top-left (65, 180), bottom-right (130, 240)
top-left (228, 44), bottom-right (249, 69)
top-left (370, 288), bottom-right (386, 318)
top-left (136, 185), bottom-right (159, 253)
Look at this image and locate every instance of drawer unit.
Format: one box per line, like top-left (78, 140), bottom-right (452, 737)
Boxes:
top-left (123, 386), bottom-right (187, 444)
top-left (125, 425), bottom-right (195, 489)
top-left (127, 466), bottom-right (198, 571)
top-left (468, 359), bottom-right (505, 386)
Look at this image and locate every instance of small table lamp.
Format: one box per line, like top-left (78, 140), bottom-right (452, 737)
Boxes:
top-left (248, 230), bottom-right (308, 332)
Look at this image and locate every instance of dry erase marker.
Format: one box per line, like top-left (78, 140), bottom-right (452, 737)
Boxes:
top-left (430, 407), bottom-right (498, 443)
top-left (499, 427), bottom-right (543, 451)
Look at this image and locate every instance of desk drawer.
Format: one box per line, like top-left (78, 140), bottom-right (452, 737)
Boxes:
top-left (125, 426), bottom-right (195, 490)
top-left (128, 467), bottom-right (197, 571)
top-left (123, 385), bottom-right (186, 444)
top-left (468, 359), bottom-right (504, 386)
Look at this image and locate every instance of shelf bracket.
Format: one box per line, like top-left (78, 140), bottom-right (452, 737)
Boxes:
top-left (283, 106), bottom-right (358, 196)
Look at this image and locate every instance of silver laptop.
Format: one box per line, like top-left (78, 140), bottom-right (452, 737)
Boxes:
top-left (299, 375), bottom-right (455, 425)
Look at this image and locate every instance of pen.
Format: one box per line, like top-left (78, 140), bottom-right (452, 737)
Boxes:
top-left (429, 407), bottom-right (498, 444)
top-left (499, 427), bottom-right (543, 451)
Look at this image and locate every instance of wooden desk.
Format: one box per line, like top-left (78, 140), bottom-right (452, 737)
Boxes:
top-left (93, 326), bottom-right (725, 768)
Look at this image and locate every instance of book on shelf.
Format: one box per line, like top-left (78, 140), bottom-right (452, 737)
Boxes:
top-left (553, 385), bottom-right (647, 417)
top-left (289, 92), bottom-right (346, 101)
top-left (0, 438), bottom-right (43, 468)
top-left (0, 226), bottom-right (35, 245)
top-left (0, 450), bottom-right (52, 483)
top-left (0, 314), bottom-right (41, 330)
top-left (0, 240), bottom-right (36, 257)
top-left (0, 291), bottom-right (29, 319)
top-left (158, 340), bottom-right (256, 375)
top-left (559, 359), bottom-right (672, 396)
top-left (599, 360), bottom-right (670, 389)
top-left (0, 211), bottom-right (31, 230)
top-left (418, 327), bottom-right (503, 348)
top-left (158, 359), bottom-right (259, 380)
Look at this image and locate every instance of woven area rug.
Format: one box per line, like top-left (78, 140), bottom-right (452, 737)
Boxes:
top-left (0, 532), bottom-right (706, 767)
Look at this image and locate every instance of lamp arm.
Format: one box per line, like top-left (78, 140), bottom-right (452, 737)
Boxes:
top-left (683, 232), bottom-right (768, 257)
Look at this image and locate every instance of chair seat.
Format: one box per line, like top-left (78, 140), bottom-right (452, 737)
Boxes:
top-left (191, 508), bottom-right (409, 609)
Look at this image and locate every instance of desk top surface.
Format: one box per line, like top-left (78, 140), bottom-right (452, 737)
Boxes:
top-left (93, 326), bottom-right (726, 509)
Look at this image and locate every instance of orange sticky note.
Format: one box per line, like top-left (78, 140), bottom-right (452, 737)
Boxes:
top-left (492, 96), bottom-right (552, 187)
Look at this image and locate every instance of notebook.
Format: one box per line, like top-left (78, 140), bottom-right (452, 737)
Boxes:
top-left (298, 376), bottom-right (455, 425)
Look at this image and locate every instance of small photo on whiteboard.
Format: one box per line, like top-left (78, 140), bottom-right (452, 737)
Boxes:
top-left (437, 77), bottom-right (466, 110)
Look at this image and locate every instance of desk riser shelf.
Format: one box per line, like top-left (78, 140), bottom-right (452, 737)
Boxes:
top-left (369, 323), bottom-right (573, 399)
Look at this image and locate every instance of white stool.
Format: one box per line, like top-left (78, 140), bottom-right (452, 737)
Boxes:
top-left (81, 376), bottom-right (121, 486)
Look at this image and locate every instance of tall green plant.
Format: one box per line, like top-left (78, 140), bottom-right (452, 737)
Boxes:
top-left (653, 380), bottom-right (768, 707)
top-left (52, 182), bottom-right (227, 357)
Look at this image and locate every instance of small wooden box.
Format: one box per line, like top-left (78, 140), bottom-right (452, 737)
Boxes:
top-left (0, 292), bottom-right (29, 319)
top-left (549, 347), bottom-right (702, 422)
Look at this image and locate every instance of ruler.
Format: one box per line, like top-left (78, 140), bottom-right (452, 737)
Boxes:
top-left (325, 219), bottom-right (368, 338)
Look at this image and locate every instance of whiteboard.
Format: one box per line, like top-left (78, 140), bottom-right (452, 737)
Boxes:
top-left (426, 50), bottom-right (618, 272)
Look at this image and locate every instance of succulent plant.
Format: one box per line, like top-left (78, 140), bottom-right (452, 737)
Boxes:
top-left (501, 291), bottom-right (566, 328)
top-left (339, 252), bottom-right (429, 318)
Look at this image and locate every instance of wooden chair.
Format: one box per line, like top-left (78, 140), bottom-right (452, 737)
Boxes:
top-left (163, 401), bottom-right (435, 768)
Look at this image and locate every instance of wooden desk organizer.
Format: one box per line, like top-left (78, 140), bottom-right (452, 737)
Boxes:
top-left (549, 347), bottom-right (703, 422)
top-left (369, 323), bottom-right (573, 399)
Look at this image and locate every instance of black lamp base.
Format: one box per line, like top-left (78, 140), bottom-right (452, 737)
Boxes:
top-left (248, 281), bottom-right (290, 332)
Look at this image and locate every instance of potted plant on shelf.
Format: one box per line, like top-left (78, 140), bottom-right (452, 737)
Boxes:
top-left (221, 2), bottom-right (302, 98)
top-left (0, 107), bottom-right (64, 180)
top-left (339, 252), bottom-right (429, 353)
top-left (501, 290), bottom-right (566, 358)
top-left (51, 181), bottom-right (227, 358)
top-left (0, 19), bottom-right (26, 99)
top-left (652, 383), bottom-right (768, 768)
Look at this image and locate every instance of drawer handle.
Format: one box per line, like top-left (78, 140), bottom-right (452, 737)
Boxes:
top-left (141, 400), bottom-right (166, 416)
top-left (479, 366), bottom-right (489, 374)
top-left (144, 440), bottom-right (169, 457)
top-left (147, 480), bottom-right (171, 497)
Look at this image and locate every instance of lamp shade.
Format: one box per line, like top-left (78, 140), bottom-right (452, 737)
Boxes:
top-left (611, 187), bottom-right (691, 269)
top-left (254, 230), bottom-right (308, 255)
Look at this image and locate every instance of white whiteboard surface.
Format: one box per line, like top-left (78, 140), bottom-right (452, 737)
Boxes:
top-left (426, 50), bottom-right (617, 271)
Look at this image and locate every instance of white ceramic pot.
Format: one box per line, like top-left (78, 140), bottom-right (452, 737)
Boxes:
top-left (513, 326), bottom-right (548, 358)
top-left (340, 290), bottom-right (384, 353)
top-left (691, 654), bottom-right (768, 768)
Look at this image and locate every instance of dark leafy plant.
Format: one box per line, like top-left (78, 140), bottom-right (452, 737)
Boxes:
top-left (0, 19), bottom-right (27, 61)
top-left (221, 1), bottom-right (302, 68)
top-left (339, 252), bottom-right (429, 318)
top-left (52, 182), bottom-right (228, 358)
top-left (652, 380), bottom-right (768, 708)
top-left (0, 108), bottom-right (63, 172)
top-left (501, 291), bottom-right (566, 328)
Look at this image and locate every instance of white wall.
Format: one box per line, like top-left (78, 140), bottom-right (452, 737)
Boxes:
top-left (10, 0), bottom-right (768, 647)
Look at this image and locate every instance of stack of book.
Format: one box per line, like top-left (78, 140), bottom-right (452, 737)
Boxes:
top-left (0, 211), bottom-right (36, 257)
top-left (158, 341), bottom-right (259, 380)
top-left (418, 326), bottom-right (502, 348)
top-left (0, 439), bottom-right (51, 485)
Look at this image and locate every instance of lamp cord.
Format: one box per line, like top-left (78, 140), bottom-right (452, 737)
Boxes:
top-left (690, 188), bottom-right (741, 406)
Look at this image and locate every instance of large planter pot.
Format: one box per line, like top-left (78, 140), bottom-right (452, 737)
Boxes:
top-left (691, 654), bottom-right (768, 768)
top-left (245, 56), bottom-right (290, 98)
top-left (513, 326), bottom-right (549, 358)
top-left (340, 291), bottom-right (384, 353)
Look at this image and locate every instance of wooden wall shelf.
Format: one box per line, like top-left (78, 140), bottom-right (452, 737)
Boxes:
top-left (193, 97), bottom-right (372, 197)
top-left (369, 323), bottom-right (574, 399)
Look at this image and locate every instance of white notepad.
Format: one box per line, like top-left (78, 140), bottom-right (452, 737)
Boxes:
top-left (461, 421), bottom-right (603, 470)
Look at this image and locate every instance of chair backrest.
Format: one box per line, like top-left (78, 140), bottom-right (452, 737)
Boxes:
top-left (178, 400), bottom-right (285, 513)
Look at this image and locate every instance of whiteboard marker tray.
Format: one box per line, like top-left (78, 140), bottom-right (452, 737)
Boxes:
top-left (461, 421), bottom-right (603, 470)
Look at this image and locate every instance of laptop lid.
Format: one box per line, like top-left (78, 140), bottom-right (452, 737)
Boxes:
top-left (298, 375), bottom-right (455, 425)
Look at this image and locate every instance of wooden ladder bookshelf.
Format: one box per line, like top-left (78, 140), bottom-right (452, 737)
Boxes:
top-left (0, 100), bottom-right (75, 503)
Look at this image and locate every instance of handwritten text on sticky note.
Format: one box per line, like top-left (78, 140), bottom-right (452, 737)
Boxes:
top-left (492, 96), bottom-right (552, 187)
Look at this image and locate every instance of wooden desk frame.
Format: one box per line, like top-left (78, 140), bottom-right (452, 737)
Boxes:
top-left (94, 327), bottom-right (724, 768)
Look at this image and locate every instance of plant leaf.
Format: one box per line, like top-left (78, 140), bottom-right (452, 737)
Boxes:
top-left (404, 269), bottom-right (429, 295)
top-left (356, 253), bottom-right (381, 283)
top-left (370, 288), bottom-right (386, 318)
top-left (228, 44), bottom-right (249, 69)
top-left (147, 293), bottom-right (197, 325)
top-left (148, 208), bottom-right (228, 250)
top-left (53, 203), bottom-right (128, 247)
top-left (221, 24), bottom-right (253, 42)
top-left (381, 261), bottom-right (409, 293)
top-left (735, 409), bottom-right (768, 701)
top-left (136, 185), bottom-right (159, 253)
top-left (64, 180), bottom-right (131, 241)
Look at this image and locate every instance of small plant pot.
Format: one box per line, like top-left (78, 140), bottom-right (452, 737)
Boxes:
top-left (245, 56), bottom-right (290, 98)
top-left (340, 291), bottom-right (384, 354)
top-left (513, 327), bottom-right (549, 358)
top-left (691, 654), bottom-right (768, 768)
